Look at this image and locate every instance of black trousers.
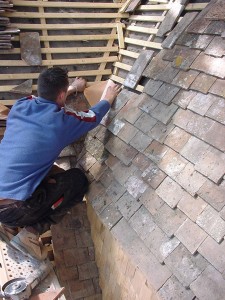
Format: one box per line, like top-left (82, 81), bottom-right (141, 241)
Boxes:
top-left (0, 168), bottom-right (89, 234)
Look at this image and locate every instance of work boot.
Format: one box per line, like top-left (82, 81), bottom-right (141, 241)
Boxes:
top-left (10, 228), bottom-right (48, 260)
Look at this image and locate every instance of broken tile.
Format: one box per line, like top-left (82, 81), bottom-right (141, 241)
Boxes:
top-left (157, 2), bottom-right (185, 37)
top-left (162, 12), bottom-right (198, 49)
top-left (124, 50), bottom-right (154, 89)
top-left (20, 32), bottom-right (42, 66)
top-left (10, 79), bottom-right (33, 95)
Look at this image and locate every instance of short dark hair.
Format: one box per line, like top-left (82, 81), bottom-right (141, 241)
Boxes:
top-left (37, 67), bottom-right (69, 101)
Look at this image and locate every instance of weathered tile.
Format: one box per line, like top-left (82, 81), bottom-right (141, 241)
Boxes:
top-left (107, 118), bottom-right (125, 136)
top-left (125, 175), bottom-right (148, 199)
top-left (205, 95), bottom-right (225, 125)
top-left (177, 33), bottom-right (213, 50)
top-left (204, 2), bottom-right (225, 20)
top-left (172, 90), bottom-right (197, 109)
top-left (134, 112), bottom-right (157, 133)
top-left (198, 179), bottom-right (225, 212)
top-left (154, 204), bottom-right (186, 237)
top-left (106, 178), bottom-right (126, 201)
top-left (177, 194), bottom-right (207, 222)
top-left (132, 153), bottom-right (151, 172)
top-left (105, 135), bottom-right (138, 166)
top-left (172, 70), bottom-right (199, 90)
top-left (145, 226), bottom-right (180, 263)
top-left (209, 78), bottom-right (225, 98)
top-left (99, 202), bottom-right (122, 230)
top-left (159, 148), bottom-right (188, 179)
top-left (143, 50), bottom-right (169, 79)
top-left (157, 2), bottom-right (185, 37)
top-left (144, 140), bottom-right (169, 164)
top-left (116, 191), bottom-right (141, 220)
top-left (154, 83), bottom-right (180, 105)
top-left (190, 73), bottom-right (216, 94)
top-left (198, 237), bottom-right (225, 273)
top-left (158, 276), bottom-right (195, 300)
top-left (156, 177), bottom-right (187, 208)
top-left (140, 187), bottom-right (164, 215)
top-left (112, 161), bottom-right (137, 185)
top-left (128, 205), bottom-right (156, 240)
top-left (205, 36), bottom-right (225, 57)
top-left (129, 131), bottom-right (153, 153)
top-left (143, 79), bottom-right (163, 96)
top-left (190, 265), bottom-right (225, 300)
top-left (175, 162), bottom-right (207, 196)
top-left (164, 244), bottom-right (208, 287)
top-left (162, 12), bottom-right (198, 49)
top-left (69, 279), bottom-right (95, 299)
top-left (204, 20), bottom-right (225, 35)
top-left (124, 50), bottom-right (154, 89)
top-left (148, 121), bottom-right (175, 143)
top-left (194, 147), bottom-right (225, 184)
top-left (201, 121), bottom-right (225, 152)
top-left (117, 121), bottom-right (139, 143)
top-left (180, 136), bottom-right (210, 164)
top-left (154, 63), bottom-right (179, 83)
top-left (20, 32), bottom-right (42, 66)
top-left (191, 52), bottom-right (225, 79)
top-left (64, 248), bottom-right (90, 267)
top-left (175, 219), bottom-right (207, 254)
top-left (164, 127), bottom-right (191, 152)
top-left (196, 206), bottom-right (225, 243)
top-left (117, 93), bottom-right (143, 124)
top-left (141, 161), bottom-right (167, 189)
top-left (138, 93), bottom-right (159, 113)
top-left (89, 161), bottom-right (108, 181)
top-left (151, 102), bottom-right (178, 125)
top-left (78, 262), bottom-right (98, 280)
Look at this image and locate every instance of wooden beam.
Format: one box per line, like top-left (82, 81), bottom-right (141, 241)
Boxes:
top-left (12, 23), bottom-right (125, 30)
top-left (125, 37), bottom-right (162, 49)
top-left (0, 69), bottom-right (112, 80)
top-left (138, 4), bottom-right (170, 11)
top-left (0, 56), bottom-right (118, 67)
top-left (5, 12), bottom-right (129, 19)
top-left (129, 15), bottom-right (164, 22)
top-left (119, 49), bottom-right (139, 59)
top-left (185, 3), bottom-right (207, 11)
top-left (126, 25), bottom-right (158, 34)
top-left (13, 1), bottom-right (122, 8)
top-left (116, 23), bottom-right (125, 49)
top-left (114, 61), bottom-right (131, 71)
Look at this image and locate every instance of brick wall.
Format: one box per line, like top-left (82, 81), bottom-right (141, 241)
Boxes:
top-left (87, 201), bottom-right (159, 300)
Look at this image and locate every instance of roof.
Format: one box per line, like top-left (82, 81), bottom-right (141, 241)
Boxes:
top-left (83, 0), bottom-right (225, 299)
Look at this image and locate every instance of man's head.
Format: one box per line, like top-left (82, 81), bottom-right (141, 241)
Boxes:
top-left (37, 67), bottom-right (69, 104)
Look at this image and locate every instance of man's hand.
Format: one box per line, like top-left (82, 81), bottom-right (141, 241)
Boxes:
top-left (67, 77), bottom-right (87, 96)
top-left (104, 84), bottom-right (121, 105)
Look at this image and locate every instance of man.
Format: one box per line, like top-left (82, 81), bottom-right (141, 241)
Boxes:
top-left (0, 67), bottom-right (120, 260)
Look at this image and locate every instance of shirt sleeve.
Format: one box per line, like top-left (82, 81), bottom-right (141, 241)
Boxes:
top-left (62, 100), bottom-right (110, 144)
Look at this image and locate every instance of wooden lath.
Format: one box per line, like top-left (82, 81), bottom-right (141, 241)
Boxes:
top-left (0, 1), bottom-right (127, 105)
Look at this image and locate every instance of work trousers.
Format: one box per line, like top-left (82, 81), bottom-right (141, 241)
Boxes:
top-left (0, 168), bottom-right (89, 234)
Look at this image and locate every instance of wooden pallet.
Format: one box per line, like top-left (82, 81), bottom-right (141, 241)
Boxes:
top-left (111, 1), bottom-right (208, 91)
top-left (0, 0), bottom-right (127, 105)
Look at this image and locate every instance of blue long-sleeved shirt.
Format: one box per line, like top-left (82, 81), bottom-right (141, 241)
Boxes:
top-left (0, 96), bottom-right (110, 200)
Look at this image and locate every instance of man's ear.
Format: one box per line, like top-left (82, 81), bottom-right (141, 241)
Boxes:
top-left (56, 90), bottom-right (67, 106)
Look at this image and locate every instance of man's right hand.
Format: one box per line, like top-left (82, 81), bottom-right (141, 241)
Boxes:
top-left (104, 84), bottom-right (121, 105)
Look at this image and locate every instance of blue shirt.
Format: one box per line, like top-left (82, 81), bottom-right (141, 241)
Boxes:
top-left (0, 96), bottom-right (110, 200)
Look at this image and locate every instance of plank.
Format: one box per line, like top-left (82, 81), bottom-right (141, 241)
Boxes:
top-left (125, 37), bottom-right (162, 49)
top-left (39, 4), bottom-right (51, 67)
top-left (138, 4), bottom-right (170, 11)
top-left (185, 3), bottom-right (207, 11)
top-left (129, 15), bottom-right (164, 22)
top-left (27, 34), bottom-right (118, 42)
top-left (114, 61), bottom-right (132, 71)
top-left (0, 69), bottom-right (112, 80)
top-left (110, 74), bottom-right (143, 92)
top-left (4, 12), bottom-right (129, 19)
top-left (0, 46), bottom-right (118, 55)
top-left (126, 25), bottom-right (158, 34)
top-left (13, 1), bottom-right (122, 8)
top-left (0, 56), bottom-right (118, 67)
top-left (116, 23), bottom-right (125, 49)
top-left (119, 49), bottom-right (139, 59)
top-left (124, 50), bottom-right (154, 89)
top-left (12, 23), bottom-right (125, 30)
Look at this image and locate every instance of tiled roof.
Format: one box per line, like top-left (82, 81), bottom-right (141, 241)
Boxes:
top-left (81, 1), bottom-right (225, 299)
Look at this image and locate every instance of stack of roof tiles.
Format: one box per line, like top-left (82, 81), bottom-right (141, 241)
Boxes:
top-left (81, 0), bottom-right (225, 299)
